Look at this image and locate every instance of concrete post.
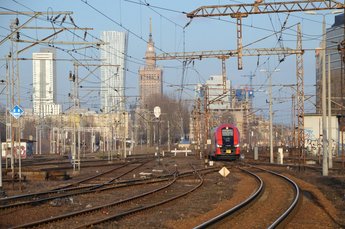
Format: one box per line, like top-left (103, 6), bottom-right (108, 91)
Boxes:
top-left (254, 146), bottom-right (258, 160)
top-left (278, 147), bottom-right (284, 164)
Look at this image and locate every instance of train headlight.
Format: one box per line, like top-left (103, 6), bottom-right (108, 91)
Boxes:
top-left (216, 144), bottom-right (222, 148)
top-left (235, 144), bottom-right (240, 147)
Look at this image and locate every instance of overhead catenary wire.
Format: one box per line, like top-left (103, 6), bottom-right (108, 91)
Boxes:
top-left (0, 1), bottom-right (326, 119)
top-left (75, 0), bottom-right (314, 124)
top-left (5, 1), bottom-right (188, 100)
top-left (0, 6), bottom-right (147, 107)
top-left (79, 0), bottom-right (201, 105)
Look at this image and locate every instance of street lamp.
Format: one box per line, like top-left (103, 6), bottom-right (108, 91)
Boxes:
top-left (260, 68), bottom-right (280, 164)
top-left (306, 10), bottom-right (342, 175)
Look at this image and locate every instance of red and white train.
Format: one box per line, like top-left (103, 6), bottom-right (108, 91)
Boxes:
top-left (209, 123), bottom-right (241, 161)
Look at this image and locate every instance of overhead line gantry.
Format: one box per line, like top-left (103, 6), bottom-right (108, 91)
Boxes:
top-left (186, 0), bottom-right (345, 70)
top-left (152, 46), bottom-right (304, 150)
top-left (185, 0), bottom-right (345, 163)
top-left (153, 47), bottom-right (304, 94)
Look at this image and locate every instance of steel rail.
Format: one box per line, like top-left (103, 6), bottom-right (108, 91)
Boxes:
top-left (57, 159), bottom-right (153, 190)
top-left (53, 161), bottom-right (136, 190)
top-left (75, 163), bottom-right (206, 228)
top-left (0, 161), bottom-right (137, 203)
top-left (0, 164), bottom-right (216, 210)
top-left (254, 167), bottom-right (300, 229)
top-left (0, 160), bottom-right (131, 175)
top-left (0, 177), bottom-right (172, 211)
top-left (11, 178), bottom-right (177, 229)
top-left (12, 167), bottom-right (213, 228)
top-left (193, 167), bottom-right (263, 229)
top-left (0, 160), bottom-right (151, 209)
top-left (194, 165), bottom-right (300, 228)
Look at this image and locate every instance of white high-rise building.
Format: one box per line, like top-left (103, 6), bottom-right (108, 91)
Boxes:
top-left (32, 48), bottom-right (61, 117)
top-left (100, 31), bottom-right (128, 113)
top-left (205, 75), bottom-right (231, 110)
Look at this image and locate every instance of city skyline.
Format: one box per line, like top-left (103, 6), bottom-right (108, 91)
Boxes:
top-left (0, 1), bottom-right (343, 125)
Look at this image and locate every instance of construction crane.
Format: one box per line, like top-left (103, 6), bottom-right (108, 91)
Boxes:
top-left (186, 0), bottom-right (345, 164)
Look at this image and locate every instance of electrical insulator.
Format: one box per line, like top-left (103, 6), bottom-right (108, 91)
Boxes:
top-left (60, 15), bottom-right (66, 25)
top-left (52, 14), bottom-right (61, 23)
top-left (69, 15), bottom-right (77, 27)
top-left (16, 32), bottom-right (20, 40)
top-left (69, 71), bottom-right (73, 81)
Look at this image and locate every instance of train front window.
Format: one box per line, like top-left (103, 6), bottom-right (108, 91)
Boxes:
top-left (222, 128), bottom-right (234, 146)
top-left (222, 129), bottom-right (233, 137)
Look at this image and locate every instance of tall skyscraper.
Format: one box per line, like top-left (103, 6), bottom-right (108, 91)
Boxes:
top-left (100, 31), bottom-right (128, 113)
top-left (139, 21), bottom-right (163, 108)
top-left (32, 48), bottom-right (61, 117)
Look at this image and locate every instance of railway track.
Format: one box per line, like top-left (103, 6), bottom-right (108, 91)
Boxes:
top-left (2, 155), bottom-right (339, 228)
top-left (1, 154), bottom-right (158, 173)
top-left (8, 165), bottom-right (216, 228)
top-left (0, 160), bottom-right (153, 210)
top-left (194, 165), bottom-right (300, 228)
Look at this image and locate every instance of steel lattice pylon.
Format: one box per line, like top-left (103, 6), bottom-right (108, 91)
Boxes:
top-left (296, 24), bottom-right (305, 163)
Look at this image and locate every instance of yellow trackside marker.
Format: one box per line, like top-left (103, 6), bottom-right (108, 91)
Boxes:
top-left (219, 167), bottom-right (230, 177)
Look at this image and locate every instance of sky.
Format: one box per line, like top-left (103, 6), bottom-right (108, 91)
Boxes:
top-left (0, 0), bottom-right (342, 125)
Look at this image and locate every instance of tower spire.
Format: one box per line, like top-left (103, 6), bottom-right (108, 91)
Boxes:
top-left (145, 18), bottom-right (155, 67)
top-left (149, 17), bottom-right (152, 41)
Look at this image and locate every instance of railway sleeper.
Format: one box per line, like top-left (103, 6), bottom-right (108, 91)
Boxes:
top-left (45, 171), bottom-right (70, 181)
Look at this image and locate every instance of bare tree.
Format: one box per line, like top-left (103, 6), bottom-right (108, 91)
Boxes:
top-left (136, 93), bottom-right (190, 146)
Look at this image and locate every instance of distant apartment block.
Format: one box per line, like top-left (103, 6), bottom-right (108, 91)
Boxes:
top-left (205, 75), bottom-right (231, 110)
top-left (100, 31), bottom-right (128, 113)
top-left (32, 48), bottom-right (61, 117)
